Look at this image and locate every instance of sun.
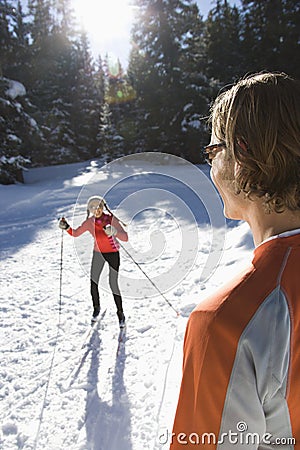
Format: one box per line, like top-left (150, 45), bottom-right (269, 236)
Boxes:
top-left (73, 0), bottom-right (134, 61)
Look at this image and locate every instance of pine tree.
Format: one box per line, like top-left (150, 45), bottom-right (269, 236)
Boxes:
top-left (178, 4), bottom-right (212, 160)
top-left (5, 1), bottom-right (32, 85)
top-left (103, 56), bottom-right (138, 156)
top-left (281, 0), bottom-right (300, 78)
top-left (41, 39), bottom-right (78, 164)
top-left (0, 76), bottom-right (45, 183)
top-left (128, 0), bottom-right (210, 160)
top-left (27, 0), bottom-right (56, 101)
top-left (71, 29), bottom-right (103, 159)
top-left (28, 0), bottom-right (83, 163)
top-left (0, 0), bottom-right (15, 76)
top-left (240, 0), bottom-right (300, 78)
top-left (28, 0), bottom-right (53, 42)
top-left (54, 0), bottom-right (77, 37)
top-left (204, 0), bottom-right (243, 84)
top-left (98, 101), bottom-right (124, 160)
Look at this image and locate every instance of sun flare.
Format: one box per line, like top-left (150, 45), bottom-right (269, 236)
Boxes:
top-left (73, 0), bottom-right (134, 50)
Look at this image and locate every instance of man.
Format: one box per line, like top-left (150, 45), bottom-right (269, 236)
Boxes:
top-left (171, 72), bottom-right (300, 449)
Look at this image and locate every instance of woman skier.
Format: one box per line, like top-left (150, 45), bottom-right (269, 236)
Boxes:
top-left (59, 196), bottom-right (128, 327)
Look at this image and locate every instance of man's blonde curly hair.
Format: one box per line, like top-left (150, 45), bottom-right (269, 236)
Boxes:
top-left (210, 72), bottom-right (300, 213)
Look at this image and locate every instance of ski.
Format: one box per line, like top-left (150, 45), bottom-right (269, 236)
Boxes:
top-left (59, 309), bottom-right (107, 392)
top-left (80, 308), bottom-right (107, 350)
top-left (116, 325), bottom-right (127, 357)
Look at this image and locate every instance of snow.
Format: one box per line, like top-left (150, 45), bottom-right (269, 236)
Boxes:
top-left (0, 153), bottom-right (254, 450)
top-left (7, 134), bottom-right (22, 144)
top-left (0, 155), bottom-right (31, 167)
top-left (5, 80), bottom-right (26, 100)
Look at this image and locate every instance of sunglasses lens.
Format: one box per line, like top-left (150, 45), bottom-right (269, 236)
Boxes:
top-left (203, 143), bottom-right (225, 165)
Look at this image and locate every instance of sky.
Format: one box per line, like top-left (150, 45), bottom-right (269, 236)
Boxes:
top-left (71, 0), bottom-right (241, 67)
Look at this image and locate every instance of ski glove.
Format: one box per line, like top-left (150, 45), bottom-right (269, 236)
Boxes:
top-left (59, 218), bottom-right (70, 230)
top-left (104, 225), bottom-right (117, 237)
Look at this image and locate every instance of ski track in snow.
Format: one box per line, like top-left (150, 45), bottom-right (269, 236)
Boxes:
top-left (0, 156), bottom-right (253, 449)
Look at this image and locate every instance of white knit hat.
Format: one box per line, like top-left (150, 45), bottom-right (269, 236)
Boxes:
top-left (86, 196), bottom-right (105, 217)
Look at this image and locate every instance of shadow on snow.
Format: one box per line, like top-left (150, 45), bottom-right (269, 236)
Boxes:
top-left (83, 330), bottom-right (132, 450)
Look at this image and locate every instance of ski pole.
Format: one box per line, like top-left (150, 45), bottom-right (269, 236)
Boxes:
top-left (34, 229), bottom-right (64, 449)
top-left (59, 229), bottom-right (64, 314)
top-left (103, 203), bottom-right (179, 315)
top-left (118, 242), bottom-right (180, 316)
top-left (104, 202), bottom-right (127, 227)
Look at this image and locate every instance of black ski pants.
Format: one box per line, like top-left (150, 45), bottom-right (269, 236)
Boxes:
top-left (90, 251), bottom-right (123, 314)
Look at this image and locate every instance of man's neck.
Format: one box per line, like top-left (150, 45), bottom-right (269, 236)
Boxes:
top-left (243, 202), bottom-right (300, 247)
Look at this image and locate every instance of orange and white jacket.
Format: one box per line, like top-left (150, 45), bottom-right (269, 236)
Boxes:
top-left (171, 231), bottom-right (300, 449)
top-left (67, 213), bottom-right (128, 253)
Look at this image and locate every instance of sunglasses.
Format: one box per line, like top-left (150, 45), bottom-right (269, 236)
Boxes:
top-left (203, 142), bottom-right (226, 165)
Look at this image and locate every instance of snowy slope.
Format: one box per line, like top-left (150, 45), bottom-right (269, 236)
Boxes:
top-left (0, 153), bottom-right (254, 450)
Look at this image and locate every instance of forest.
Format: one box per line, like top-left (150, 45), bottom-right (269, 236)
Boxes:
top-left (0, 0), bottom-right (299, 183)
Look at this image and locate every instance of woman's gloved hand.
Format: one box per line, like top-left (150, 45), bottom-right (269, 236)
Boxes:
top-left (104, 224), bottom-right (117, 236)
top-left (59, 217), bottom-right (70, 230)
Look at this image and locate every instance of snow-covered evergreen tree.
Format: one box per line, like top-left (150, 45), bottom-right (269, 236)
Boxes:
top-left (98, 101), bottom-right (124, 160)
top-left (0, 77), bottom-right (45, 183)
top-left (71, 30), bottom-right (103, 160)
top-left (204, 0), bottom-right (243, 84)
top-left (128, 0), bottom-right (210, 161)
top-left (240, 0), bottom-right (300, 78)
top-left (103, 57), bottom-right (137, 156)
top-left (0, 0), bottom-right (16, 77)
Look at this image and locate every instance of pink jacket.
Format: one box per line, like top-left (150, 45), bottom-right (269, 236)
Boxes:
top-left (67, 213), bottom-right (128, 253)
